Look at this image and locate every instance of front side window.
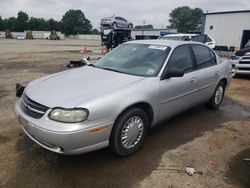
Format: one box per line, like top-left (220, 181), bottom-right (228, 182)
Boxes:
top-left (167, 45), bottom-right (193, 73)
top-left (120, 17), bottom-right (127, 22)
top-left (95, 43), bottom-right (170, 77)
top-left (191, 45), bottom-right (215, 69)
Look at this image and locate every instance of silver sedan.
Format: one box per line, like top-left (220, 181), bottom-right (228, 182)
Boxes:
top-left (15, 40), bottom-right (232, 156)
top-left (100, 16), bottom-right (133, 29)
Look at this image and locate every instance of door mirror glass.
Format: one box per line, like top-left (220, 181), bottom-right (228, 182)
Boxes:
top-left (162, 68), bottom-right (184, 79)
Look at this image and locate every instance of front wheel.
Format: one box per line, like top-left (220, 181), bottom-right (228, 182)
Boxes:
top-left (207, 81), bottom-right (225, 109)
top-left (112, 22), bottom-right (117, 28)
top-left (109, 108), bottom-right (149, 156)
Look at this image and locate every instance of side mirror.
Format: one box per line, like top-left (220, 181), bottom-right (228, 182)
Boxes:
top-left (161, 68), bottom-right (184, 80)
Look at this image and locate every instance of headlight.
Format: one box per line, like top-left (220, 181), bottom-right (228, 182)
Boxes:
top-left (49, 108), bottom-right (88, 123)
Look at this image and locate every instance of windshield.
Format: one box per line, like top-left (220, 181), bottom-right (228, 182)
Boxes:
top-left (245, 40), bottom-right (250, 48)
top-left (95, 43), bottom-right (170, 77)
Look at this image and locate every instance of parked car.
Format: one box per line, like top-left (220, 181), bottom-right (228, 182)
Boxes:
top-left (17, 35), bottom-right (25, 40)
top-left (101, 28), bottom-right (132, 49)
top-left (100, 16), bottom-right (133, 29)
top-left (0, 33), bottom-right (5, 39)
top-left (15, 40), bottom-right (232, 156)
top-left (231, 52), bottom-right (250, 76)
top-left (231, 40), bottom-right (250, 76)
top-left (159, 34), bottom-right (216, 49)
top-left (234, 40), bottom-right (250, 58)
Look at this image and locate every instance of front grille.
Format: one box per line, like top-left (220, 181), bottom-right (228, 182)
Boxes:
top-left (239, 60), bottom-right (250, 64)
top-left (20, 93), bottom-right (49, 119)
top-left (239, 55), bottom-right (250, 64)
top-left (238, 67), bottom-right (250, 71)
top-left (242, 56), bottom-right (250, 60)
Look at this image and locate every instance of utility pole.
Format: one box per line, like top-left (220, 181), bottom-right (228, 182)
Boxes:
top-left (142, 20), bottom-right (146, 36)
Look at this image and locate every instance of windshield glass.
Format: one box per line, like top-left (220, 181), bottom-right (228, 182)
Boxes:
top-left (245, 40), bottom-right (250, 48)
top-left (95, 43), bottom-right (169, 77)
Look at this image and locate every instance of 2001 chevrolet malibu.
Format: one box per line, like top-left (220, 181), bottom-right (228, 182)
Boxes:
top-left (15, 40), bottom-right (232, 156)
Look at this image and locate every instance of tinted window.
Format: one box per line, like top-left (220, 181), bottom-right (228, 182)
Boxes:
top-left (120, 17), bottom-right (127, 22)
top-left (206, 36), bottom-right (212, 42)
top-left (191, 35), bottom-right (205, 43)
top-left (209, 49), bottom-right (217, 64)
top-left (192, 45), bottom-right (215, 68)
top-left (115, 17), bottom-right (120, 20)
top-left (167, 45), bottom-right (193, 73)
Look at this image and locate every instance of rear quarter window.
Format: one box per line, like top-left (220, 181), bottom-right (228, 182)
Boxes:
top-left (191, 45), bottom-right (216, 69)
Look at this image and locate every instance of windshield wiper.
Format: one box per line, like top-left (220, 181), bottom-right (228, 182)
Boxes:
top-left (87, 63), bottom-right (95, 67)
top-left (100, 67), bottom-right (124, 73)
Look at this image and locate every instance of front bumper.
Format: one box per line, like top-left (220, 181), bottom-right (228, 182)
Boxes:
top-left (232, 61), bottom-right (250, 75)
top-left (14, 100), bottom-right (114, 155)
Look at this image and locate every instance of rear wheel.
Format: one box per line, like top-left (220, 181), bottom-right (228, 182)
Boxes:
top-left (109, 108), bottom-right (149, 156)
top-left (207, 81), bottom-right (225, 109)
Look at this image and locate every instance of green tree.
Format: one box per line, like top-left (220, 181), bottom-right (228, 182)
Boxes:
top-left (28, 17), bottom-right (49, 30)
top-left (17, 11), bottom-right (29, 31)
top-left (4, 17), bottom-right (17, 31)
top-left (47, 18), bottom-right (61, 31)
top-left (0, 16), bottom-right (3, 31)
top-left (91, 28), bottom-right (99, 34)
top-left (61, 9), bottom-right (92, 35)
top-left (169, 6), bottom-right (203, 33)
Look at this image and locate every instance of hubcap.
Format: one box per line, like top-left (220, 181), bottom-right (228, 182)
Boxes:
top-left (121, 116), bottom-right (144, 149)
top-left (214, 86), bottom-right (224, 105)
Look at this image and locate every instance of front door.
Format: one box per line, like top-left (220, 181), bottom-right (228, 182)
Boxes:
top-left (159, 45), bottom-right (200, 121)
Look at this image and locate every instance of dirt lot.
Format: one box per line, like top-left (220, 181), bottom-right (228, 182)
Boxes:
top-left (0, 39), bottom-right (250, 188)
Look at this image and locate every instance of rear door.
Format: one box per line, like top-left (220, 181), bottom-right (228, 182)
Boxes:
top-left (159, 45), bottom-right (201, 121)
top-left (190, 44), bottom-right (220, 101)
top-left (115, 17), bottom-right (124, 27)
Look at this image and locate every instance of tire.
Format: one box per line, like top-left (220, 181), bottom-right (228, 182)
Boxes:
top-left (128, 24), bottom-right (133, 29)
top-left (207, 81), bottom-right (225, 109)
top-left (109, 108), bottom-right (149, 156)
top-left (112, 22), bottom-right (117, 28)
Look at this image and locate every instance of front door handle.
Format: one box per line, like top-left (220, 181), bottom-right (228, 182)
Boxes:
top-left (190, 77), bottom-right (198, 83)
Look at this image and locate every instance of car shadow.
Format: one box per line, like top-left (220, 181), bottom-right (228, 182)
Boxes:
top-left (5, 97), bottom-right (250, 188)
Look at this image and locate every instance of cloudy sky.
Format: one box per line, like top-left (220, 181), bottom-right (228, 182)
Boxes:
top-left (0, 0), bottom-right (250, 28)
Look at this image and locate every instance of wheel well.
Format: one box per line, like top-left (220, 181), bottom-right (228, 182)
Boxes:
top-left (220, 78), bottom-right (227, 87)
top-left (115, 102), bottom-right (154, 126)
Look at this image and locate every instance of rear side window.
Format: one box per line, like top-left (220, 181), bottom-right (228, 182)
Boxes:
top-left (121, 18), bottom-right (127, 22)
top-left (191, 45), bottom-right (216, 69)
top-left (206, 36), bottom-right (212, 42)
top-left (167, 45), bottom-right (193, 73)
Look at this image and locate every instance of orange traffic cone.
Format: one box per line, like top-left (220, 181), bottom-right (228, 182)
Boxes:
top-left (101, 48), bottom-right (105, 56)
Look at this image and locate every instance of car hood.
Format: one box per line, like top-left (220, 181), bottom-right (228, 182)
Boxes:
top-left (25, 66), bottom-right (145, 108)
top-left (235, 47), bottom-right (250, 56)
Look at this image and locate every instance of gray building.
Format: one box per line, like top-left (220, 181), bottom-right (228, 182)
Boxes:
top-left (201, 10), bottom-right (250, 49)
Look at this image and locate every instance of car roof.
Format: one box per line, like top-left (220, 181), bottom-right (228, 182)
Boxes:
top-left (163, 33), bottom-right (198, 37)
top-left (126, 40), bottom-right (205, 49)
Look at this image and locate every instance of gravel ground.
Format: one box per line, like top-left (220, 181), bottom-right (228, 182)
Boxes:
top-left (0, 39), bottom-right (249, 188)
